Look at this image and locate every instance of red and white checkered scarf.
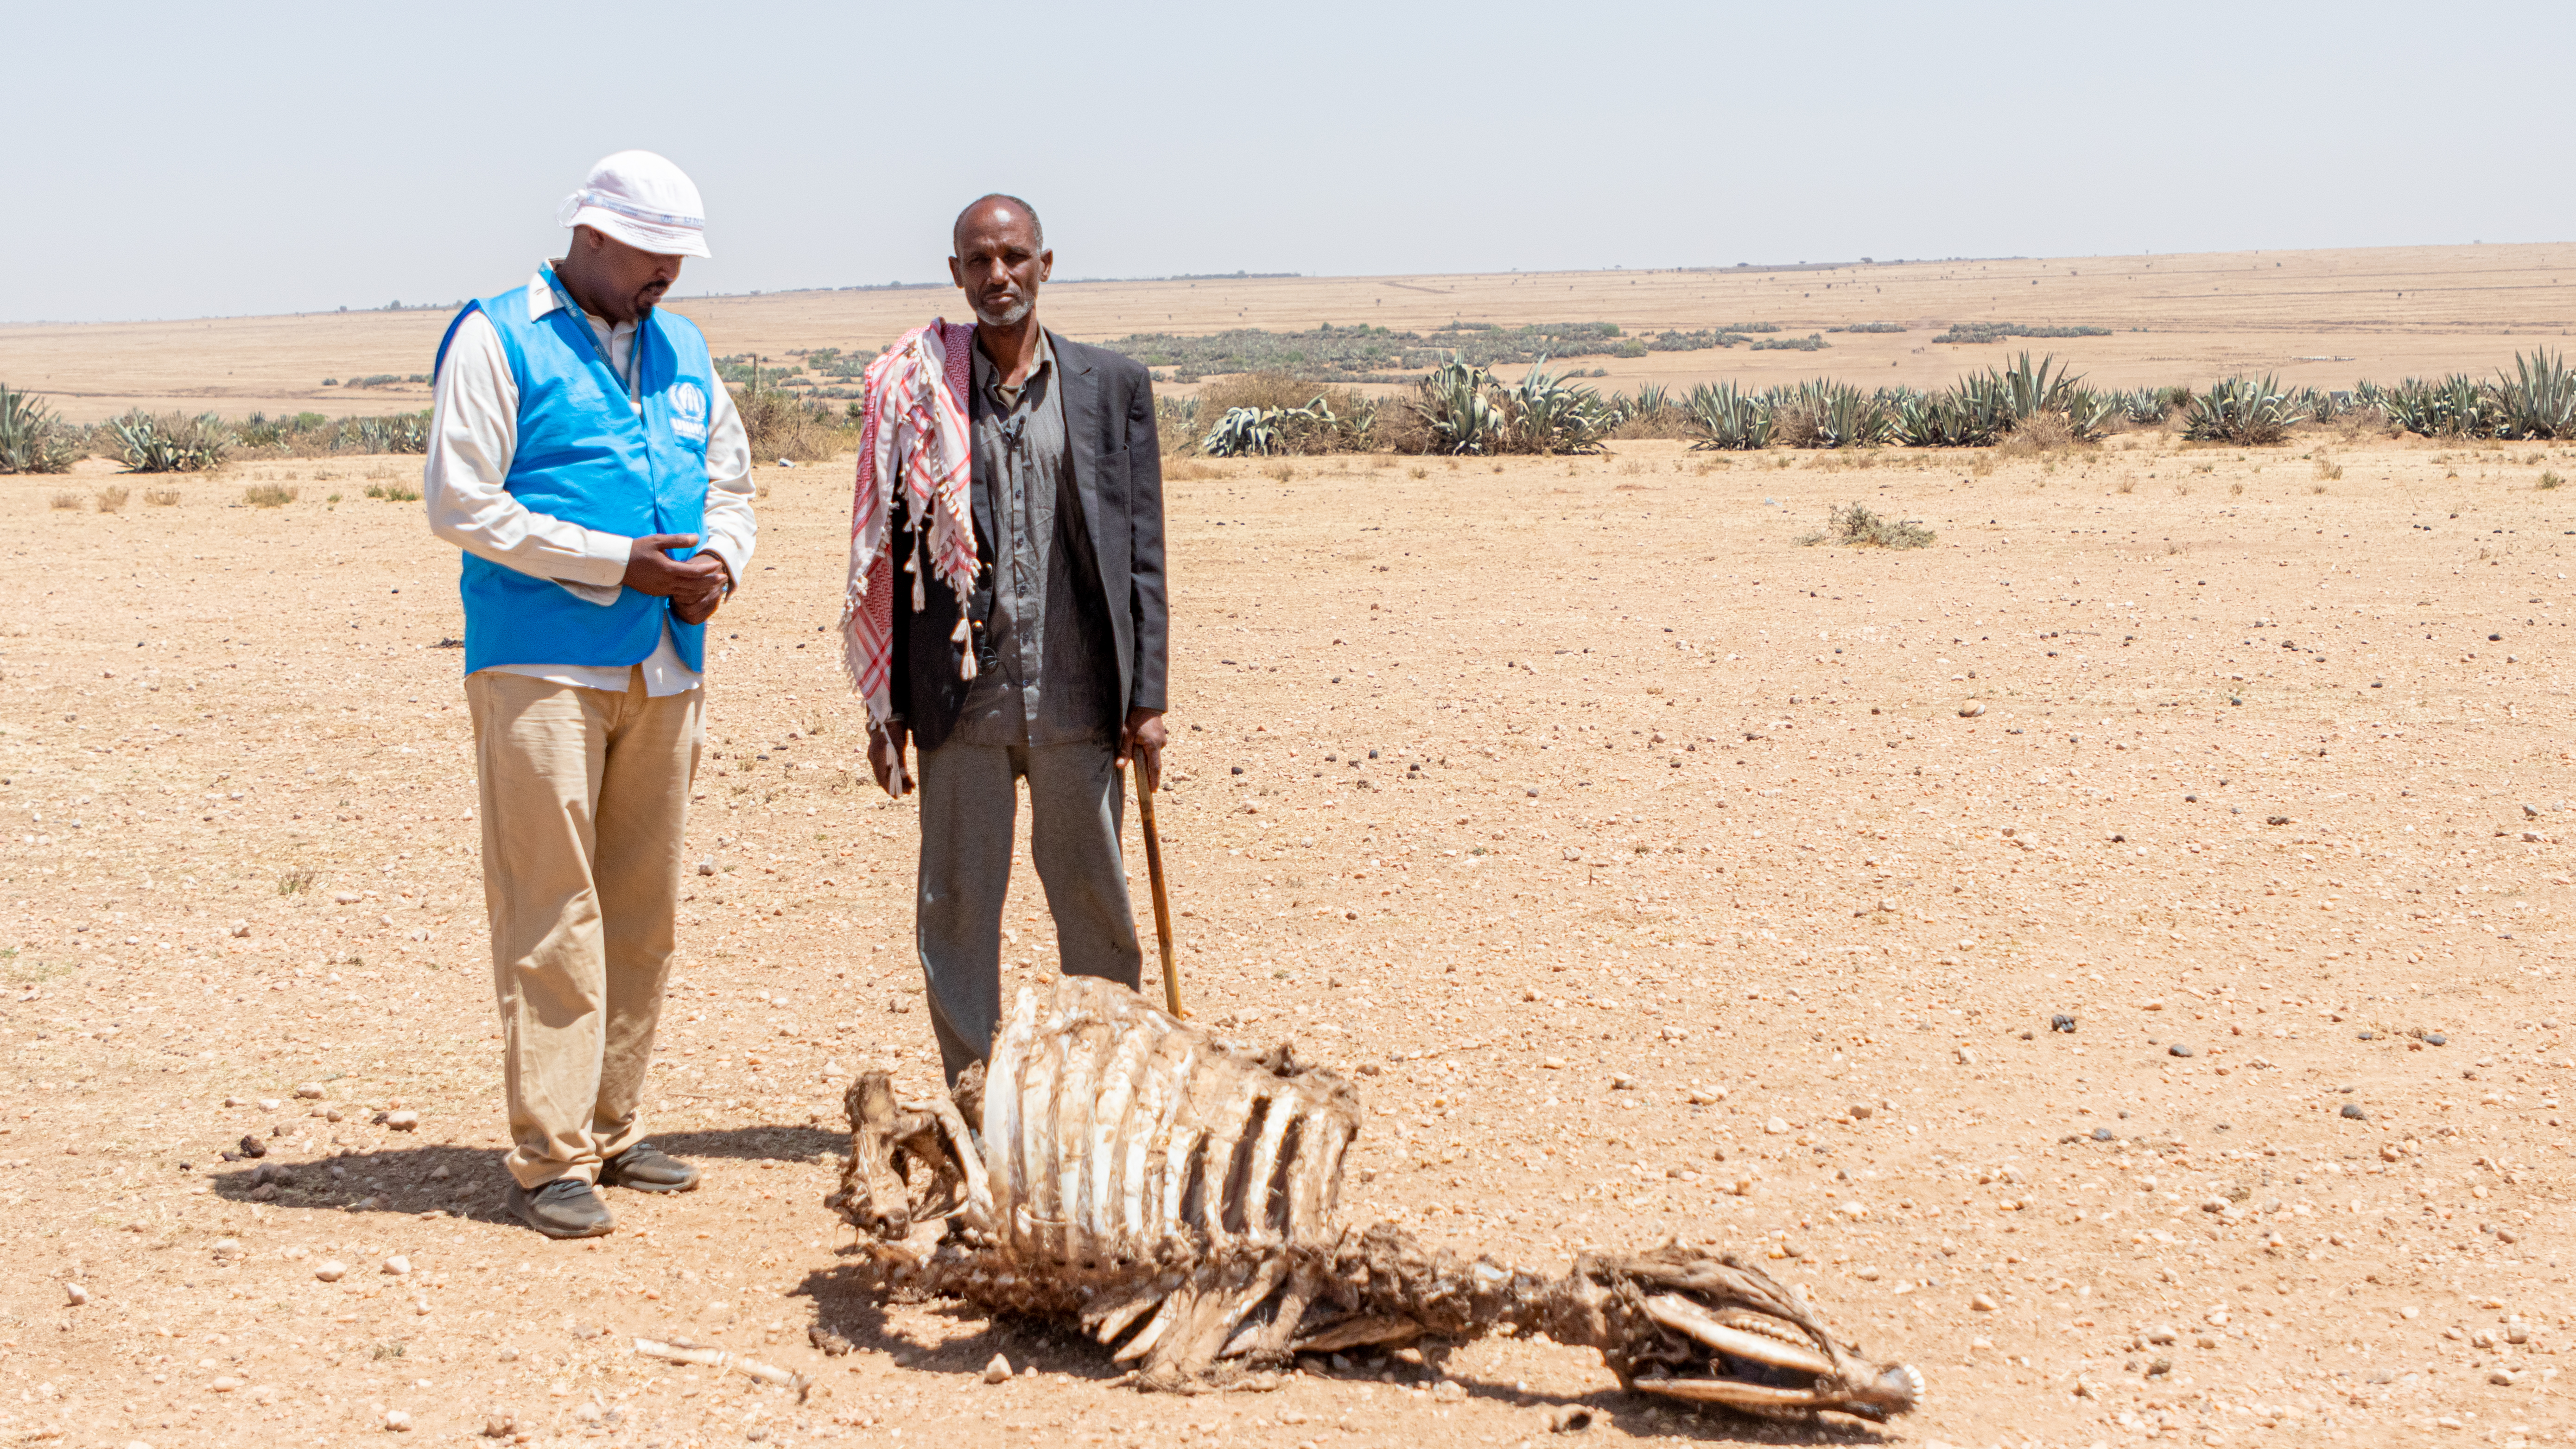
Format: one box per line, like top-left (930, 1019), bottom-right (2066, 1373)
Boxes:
top-left (839, 319), bottom-right (981, 730)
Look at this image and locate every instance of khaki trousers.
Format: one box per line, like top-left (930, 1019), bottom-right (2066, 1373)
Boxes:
top-left (467, 667), bottom-right (702, 1189)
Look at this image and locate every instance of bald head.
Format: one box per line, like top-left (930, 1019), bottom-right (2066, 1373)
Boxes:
top-left (953, 194), bottom-right (1042, 253)
top-left (949, 194), bottom-right (1052, 331)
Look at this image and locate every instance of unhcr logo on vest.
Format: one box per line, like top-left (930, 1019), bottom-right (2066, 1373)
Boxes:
top-left (668, 381), bottom-right (710, 443)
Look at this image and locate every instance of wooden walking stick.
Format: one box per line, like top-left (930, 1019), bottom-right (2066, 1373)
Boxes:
top-left (1135, 768), bottom-right (1183, 1016)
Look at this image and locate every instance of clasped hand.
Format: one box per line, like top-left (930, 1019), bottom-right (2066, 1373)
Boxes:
top-left (622, 533), bottom-right (730, 625)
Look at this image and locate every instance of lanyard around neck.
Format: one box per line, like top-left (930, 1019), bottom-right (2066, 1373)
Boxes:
top-left (543, 269), bottom-right (640, 405)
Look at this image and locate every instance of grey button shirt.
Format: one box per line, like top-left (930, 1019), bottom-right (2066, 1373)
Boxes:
top-left (951, 331), bottom-right (1120, 748)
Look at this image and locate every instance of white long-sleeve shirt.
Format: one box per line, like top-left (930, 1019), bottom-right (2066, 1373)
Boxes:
top-left (424, 269), bottom-right (756, 696)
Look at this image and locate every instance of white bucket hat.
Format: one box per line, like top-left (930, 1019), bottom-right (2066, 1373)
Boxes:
top-left (556, 150), bottom-right (710, 259)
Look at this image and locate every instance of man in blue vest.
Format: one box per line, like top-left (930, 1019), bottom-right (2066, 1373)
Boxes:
top-left (425, 151), bottom-right (756, 1238)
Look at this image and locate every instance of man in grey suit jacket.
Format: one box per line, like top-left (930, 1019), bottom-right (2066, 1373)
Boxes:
top-left (867, 194), bottom-right (1169, 1082)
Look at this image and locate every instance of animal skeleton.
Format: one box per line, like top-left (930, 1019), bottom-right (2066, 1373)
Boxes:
top-left (829, 976), bottom-right (1921, 1422)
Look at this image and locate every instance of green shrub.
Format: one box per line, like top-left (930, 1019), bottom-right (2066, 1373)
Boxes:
top-left (1827, 322), bottom-right (1907, 334)
top-left (1932, 322), bottom-right (2113, 345)
top-left (0, 385), bottom-right (79, 474)
top-left (243, 483), bottom-right (298, 508)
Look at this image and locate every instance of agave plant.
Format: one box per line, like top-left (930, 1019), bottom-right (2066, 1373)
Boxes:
top-left (108, 410), bottom-right (230, 472)
top-left (2379, 375), bottom-right (2496, 438)
top-left (0, 384), bottom-right (78, 474)
top-left (2059, 388), bottom-right (2118, 442)
top-left (2492, 348), bottom-right (2575, 439)
top-left (1684, 381), bottom-right (1771, 450)
top-left (2183, 376), bottom-right (2307, 445)
top-left (1618, 379), bottom-right (1679, 423)
top-left (1776, 380), bottom-right (1892, 449)
top-left (1992, 352), bottom-right (2086, 423)
top-left (346, 413), bottom-right (431, 454)
top-left (1502, 358), bottom-right (1612, 454)
top-left (1202, 394), bottom-right (1347, 457)
top-left (1202, 407), bottom-right (1283, 457)
top-left (2114, 387), bottom-right (2169, 425)
top-left (1415, 358), bottom-right (1508, 455)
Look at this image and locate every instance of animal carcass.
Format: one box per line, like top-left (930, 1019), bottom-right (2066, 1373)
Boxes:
top-left (828, 975), bottom-right (1920, 1422)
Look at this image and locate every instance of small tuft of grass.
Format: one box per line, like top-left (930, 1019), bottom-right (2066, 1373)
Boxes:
top-left (362, 481), bottom-right (422, 502)
top-left (1408, 465), bottom-right (1428, 479)
top-left (276, 868), bottom-right (316, 896)
top-left (94, 484), bottom-right (130, 512)
top-left (144, 486), bottom-right (181, 506)
top-left (1802, 501), bottom-right (1934, 549)
top-left (2540, 470), bottom-right (2564, 490)
top-left (2229, 482), bottom-right (2245, 496)
top-left (2314, 459), bottom-right (2343, 480)
top-left (243, 483), bottom-right (298, 508)
top-left (49, 491), bottom-right (84, 511)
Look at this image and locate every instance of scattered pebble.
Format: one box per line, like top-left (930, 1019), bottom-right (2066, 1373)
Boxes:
top-left (2340, 1103), bottom-right (2367, 1120)
top-left (294, 1083), bottom-right (325, 1099)
top-left (63, 1283), bottom-right (88, 1307)
top-left (1955, 1046), bottom-right (1977, 1066)
top-left (386, 1110), bottom-right (420, 1132)
top-left (332, 892), bottom-right (362, 905)
top-left (983, 1353), bottom-right (1012, 1384)
top-left (382, 1256), bottom-right (411, 1277)
top-left (315, 1260), bottom-right (347, 1283)
top-left (1959, 701), bottom-right (1985, 718)
top-left (383, 1409), bottom-right (412, 1432)
top-left (2050, 1013), bottom-right (2077, 1033)
top-left (2092, 1127), bottom-right (2115, 1142)
top-left (2169, 1043), bottom-right (2195, 1058)
top-left (236, 1135), bottom-right (267, 1159)
top-left (1970, 1294), bottom-right (1999, 1312)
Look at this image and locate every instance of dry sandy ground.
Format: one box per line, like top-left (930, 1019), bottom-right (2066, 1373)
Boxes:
top-left (4, 427), bottom-right (2576, 1449)
top-left (4, 242), bottom-right (2571, 422)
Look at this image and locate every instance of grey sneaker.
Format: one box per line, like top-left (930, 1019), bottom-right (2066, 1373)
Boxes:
top-left (507, 1177), bottom-right (614, 1238)
top-left (599, 1142), bottom-right (699, 1194)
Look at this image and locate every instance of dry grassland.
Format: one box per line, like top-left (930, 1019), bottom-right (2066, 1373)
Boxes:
top-left (5, 242), bottom-right (2572, 422)
top-left (4, 424), bottom-right (2574, 1448)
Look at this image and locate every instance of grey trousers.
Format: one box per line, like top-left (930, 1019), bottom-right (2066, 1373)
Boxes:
top-left (915, 734), bottom-right (1142, 1082)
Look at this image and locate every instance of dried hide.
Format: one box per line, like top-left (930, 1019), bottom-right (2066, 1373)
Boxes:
top-left (829, 975), bottom-right (1920, 1423)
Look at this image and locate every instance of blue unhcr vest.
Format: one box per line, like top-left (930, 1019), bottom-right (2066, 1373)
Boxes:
top-left (434, 268), bottom-right (717, 674)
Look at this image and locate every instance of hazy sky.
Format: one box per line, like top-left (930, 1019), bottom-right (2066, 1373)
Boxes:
top-left (5, 0), bottom-right (2568, 324)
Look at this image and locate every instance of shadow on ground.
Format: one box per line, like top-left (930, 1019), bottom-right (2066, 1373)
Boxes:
top-left (197, 1125), bottom-right (843, 1215)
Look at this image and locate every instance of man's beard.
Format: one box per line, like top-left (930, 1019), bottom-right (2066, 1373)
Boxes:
top-left (971, 292), bottom-right (1033, 327)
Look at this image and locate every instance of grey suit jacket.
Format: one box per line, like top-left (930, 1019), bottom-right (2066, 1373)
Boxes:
top-left (890, 330), bottom-right (1167, 754)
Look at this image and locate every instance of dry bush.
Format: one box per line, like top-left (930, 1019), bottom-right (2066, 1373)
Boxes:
top-left (1163, 459), bottom-right (1225, 482)
top-left (243, 483), bottom-right (298, 508)
top-left (1608, 408), bottom-right (1695, 441)
top-left (1994, 412), bottom-right (2082, 462)
top-left (94, 484), bottom-right (129, 512)
top-left (49, 491), bottom-right (83, 511)
top-left (734, 388), bottom-right (857, 463)
top-left (1197, 372), bottom-right (1340, 416)
top-left (144, 487), bottom-right (181, 507)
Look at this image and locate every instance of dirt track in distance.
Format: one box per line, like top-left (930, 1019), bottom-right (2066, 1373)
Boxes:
top-left (3, 428), bottom-right (2574, 1448)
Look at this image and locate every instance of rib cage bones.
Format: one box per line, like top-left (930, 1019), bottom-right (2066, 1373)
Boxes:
top-left (830, 975), bottom-right (1922, 1421)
